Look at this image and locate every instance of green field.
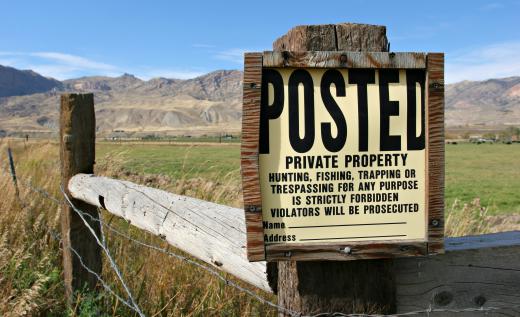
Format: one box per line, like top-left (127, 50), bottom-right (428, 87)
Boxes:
top-left (98, 142), bottom-right (520, 214)
top-left (445, 143), bottom-right (520, 214)
top-left (98, 143), bottom-right (241, 180)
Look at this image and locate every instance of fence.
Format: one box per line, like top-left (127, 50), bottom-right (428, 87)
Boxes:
top-left (3, 94), bottom-right (520, 316)
top-left (4, 141), bottom-right (520, 316)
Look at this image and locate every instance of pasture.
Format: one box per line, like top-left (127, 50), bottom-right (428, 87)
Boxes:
top-left (0, 139), bottom-right (518, 316)
top-left (98, 143), bottom-right (241, 181)
top-left (445, 142), bottom-right (520, 214)
top-left (99, 141), bottom-right (520, 215)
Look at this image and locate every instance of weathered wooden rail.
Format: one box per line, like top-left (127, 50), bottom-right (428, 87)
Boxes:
top-left (69, 174), bottom-right (520, 314)
top-left (68, 174), bottom-right (271, 292)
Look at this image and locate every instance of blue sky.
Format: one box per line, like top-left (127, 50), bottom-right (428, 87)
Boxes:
top-left (0, 0), bottom-right (518, 83)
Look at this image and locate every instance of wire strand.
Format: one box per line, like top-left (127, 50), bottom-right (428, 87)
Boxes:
top-left (61, 186), bottom-right (145, 317)
top-left (3, 160), bottom-right (520, 317)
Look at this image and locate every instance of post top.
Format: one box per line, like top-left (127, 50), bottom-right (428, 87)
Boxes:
top-left (273, 23), bottom-right (389, 52)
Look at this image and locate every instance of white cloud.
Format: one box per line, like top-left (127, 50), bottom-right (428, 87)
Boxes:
top-left (214, 48), bottom-right (250, 64)
top-left (136, 69), bottom-right (206, 80)
top-left (30, 52), bottom-right (117, 72)
top-left (0, 51), bottom-right (206, 80)
top-left (446, 41), bottom-right (520, 83)
top-left (0, 58), bottom-right (21, 67)
top-left (0, 51), bottom-right (120, 79)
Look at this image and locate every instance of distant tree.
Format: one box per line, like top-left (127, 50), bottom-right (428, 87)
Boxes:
top-left (506, 126), bottom-right (520, 138)
top-left (482, 133), bottom-right (496, 140)
top-left (142, 134), bottom-right (158, 140)
top-left (500, 127), bottom-right (520, 141)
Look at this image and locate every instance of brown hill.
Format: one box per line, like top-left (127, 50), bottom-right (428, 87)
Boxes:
top-left (0, 70), bottom-right (242, 135)
top-left (446, 77), bottom-right (520, 127)
top-left (0, 65), bottom-right (519, 136)
top-left (0, 65), bottom-right (61, 98)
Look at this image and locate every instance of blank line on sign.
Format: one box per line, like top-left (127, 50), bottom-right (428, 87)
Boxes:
top-left (289, 222), bottom-right (407, 229)
top-left (300, 234), bottom-right (407, 241)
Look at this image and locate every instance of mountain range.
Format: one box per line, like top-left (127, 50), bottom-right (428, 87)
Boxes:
top-left (0, 64), bottom-right (519, 136)
top-left (446, 77), bottom-right (520, 127)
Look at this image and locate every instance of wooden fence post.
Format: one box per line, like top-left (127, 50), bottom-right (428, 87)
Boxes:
top-left (60, 93), bottom-right (102, 303)
top-left (7, 147), bottom-right (20, 199)
top-left (271, 23), bottom-right (396, 315)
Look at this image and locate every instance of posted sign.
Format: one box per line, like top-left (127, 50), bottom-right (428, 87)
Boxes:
top-left (261, 67), bottom-right (426, 244)
top-left (241, 52), bottom-right (444, 261)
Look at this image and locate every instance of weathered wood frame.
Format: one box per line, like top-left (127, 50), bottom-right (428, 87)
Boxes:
top-left (241, 51), bottom-right (444, 261)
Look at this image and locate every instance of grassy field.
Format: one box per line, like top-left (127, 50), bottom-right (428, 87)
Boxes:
top-left (98, 143), bottom-right (241, 181)
top-left (0, 139), bottom-right (519, 316)
top-left (445, 143), bottom-right (520, 214)
top-left (0, 141), bottom-right (271, 316)
top-left (99, 141), bottom-right (520, 215)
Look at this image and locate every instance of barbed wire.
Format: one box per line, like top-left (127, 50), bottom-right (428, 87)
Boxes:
top-left (0, 150), bottom-right (61, 205)
top-left (52, 231), bottom-right (140, 312)
top-left (2, 153), bottom-right (520, 317)
top-left (61, 185), bottom-right (145, 317)
top-left (72, 204), bottom-right (302, 317)
top-left (22, 178), bottom-right (62, 205)
top-left (0, 159), bottom-right (146, 316)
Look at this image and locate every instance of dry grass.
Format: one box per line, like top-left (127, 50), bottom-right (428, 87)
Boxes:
top-left (0, 141), bottom-right (63, 316)
top-left (446, 198), bottom-right (520, 237)
top-left (0, 140), bottom-right (274, 316)
top-left (0, 139), bottom-right (519, 316)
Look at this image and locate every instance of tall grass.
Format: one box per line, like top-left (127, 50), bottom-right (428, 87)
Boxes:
top-left (0, 141), bottom-right (274, 316)
top-left (0, 139), bottom-right (518, 316)
top-left (445, 198), bottom-right (520, 237)
top-left (0, 141), bottom-right (64, 316)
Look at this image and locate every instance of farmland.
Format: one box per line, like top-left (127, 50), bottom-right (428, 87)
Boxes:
top-left (0, 139), bottom-right (519, 315)
top-left (445, 142), bottom-right (520, 214)
top-left (97, 142), bottom-right (241, 182)
top-left (98, 141), bottom-right (520, 215)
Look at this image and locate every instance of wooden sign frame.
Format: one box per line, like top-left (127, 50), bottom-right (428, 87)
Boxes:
top-left (241, 51), bottom-right (444, 262)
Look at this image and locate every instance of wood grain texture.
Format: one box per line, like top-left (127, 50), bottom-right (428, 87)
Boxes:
top-left (278, 260), bottom-right (396, 315)
top-left (273, 23), bottom-right (388, 52)
top-left (335, 23), bottom-right (389, 51)
top-left (396, 240), bottom-right (520, 316)
top-left (60, 93), bottom-right (101, 303)
top-left (263, 51), bottom-right (426, 69)
top-left (241, 52), bottom-right (265, 261)
top-left (426, 53), bottom-right (445, 255)
top-left (266, 240), bottom-right (427, 261)
top-left (68, 174), bottom-right (271, 292)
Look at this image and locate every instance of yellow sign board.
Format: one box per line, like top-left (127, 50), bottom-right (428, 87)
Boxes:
top-left (241, 51), bottom-right (444, 261)
top-left (259, 68), bottom-right (427, 245)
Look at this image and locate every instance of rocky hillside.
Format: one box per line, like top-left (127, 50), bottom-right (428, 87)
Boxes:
top-left (0, 64), bottom-right (519, 135)
top-left (0, 65), bottom-right (61, 98)
top-left (446, 77), bottom-right (520, 127)
top-left (0, 69), bottom-right (242, 135)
